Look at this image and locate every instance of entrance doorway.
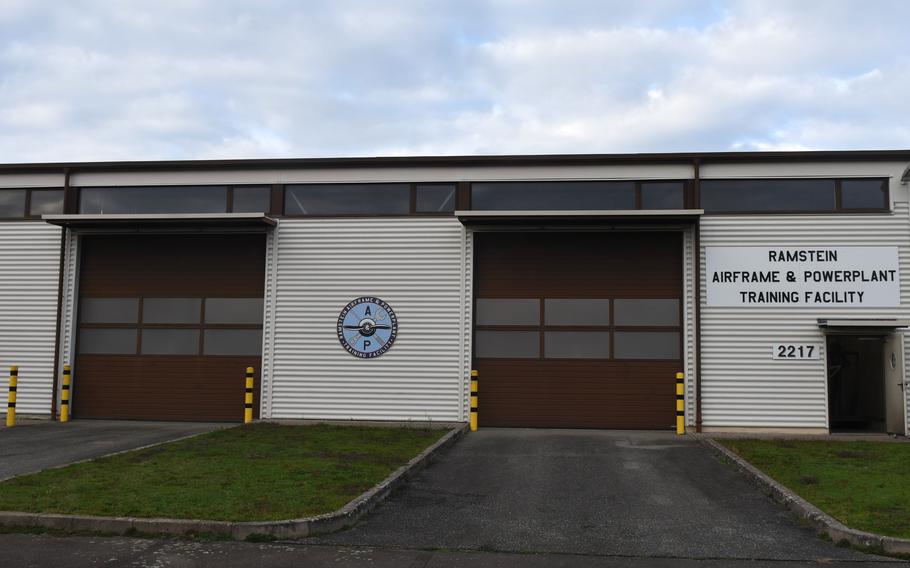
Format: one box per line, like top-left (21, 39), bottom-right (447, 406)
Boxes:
top-left (826, 333), bottom-right (905, 434)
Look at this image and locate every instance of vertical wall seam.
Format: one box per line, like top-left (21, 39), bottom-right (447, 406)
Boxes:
top-left (262, 221), bottom-right (280, 419)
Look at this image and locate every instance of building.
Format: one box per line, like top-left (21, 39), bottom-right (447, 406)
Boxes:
top-left (1, 150), bottom-right (909, 435)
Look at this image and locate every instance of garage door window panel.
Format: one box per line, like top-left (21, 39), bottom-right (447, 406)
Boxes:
top-left (476, 299), bottom-right (540, 326)
top-left (142, 298), bottom-right (202, 324)
top-left (544, 299), bottom-right (610, 326)
top-left (475, 330), bottom-right (539, 358)
top-left (614, 331), bottom-right (680, 360)
top-left (545, 331), bottom-right (610, 359)
top-left (204, 329), bottom-right (263, 356)
top-left (79, 329), bottom-right (138, 354)
top-left (141, 329), bottom-right (200, 355)
top-left (204, 298), bottom-right (264, 324)
top-left (80, 298), bottom-right (139, 324)
top-left (614, 299), bottom-right (679, 326)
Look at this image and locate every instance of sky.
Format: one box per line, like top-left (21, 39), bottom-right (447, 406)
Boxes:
top-left (0, 0), bottom-right (908, 163)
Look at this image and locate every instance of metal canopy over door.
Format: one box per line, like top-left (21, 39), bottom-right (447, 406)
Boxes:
top-left (473, 231), bottom-right (683, 429)
top-left (73, 233), bottom-right (266, 421)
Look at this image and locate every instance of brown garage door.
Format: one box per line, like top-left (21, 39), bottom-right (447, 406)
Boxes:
top-left (474, 231), bottom-right (683, 429)
top-left (73, 234), bottom-right (265, 421)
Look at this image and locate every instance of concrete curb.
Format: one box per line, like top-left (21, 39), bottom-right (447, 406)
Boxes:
top-left (0, 423), bottom-right (468, 541)
top-left (695, 435), bottom-right (910, 556)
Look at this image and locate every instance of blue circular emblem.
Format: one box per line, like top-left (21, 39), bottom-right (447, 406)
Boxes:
top-left (337, 297), bottom-right (399, 359)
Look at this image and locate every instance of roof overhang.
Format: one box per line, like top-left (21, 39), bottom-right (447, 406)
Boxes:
top-left (455, 209), bottom-right (704, 226)
top-left (817, 318), bottom-right (910, 331)
top-left (43, 213), bottom-right (277, 228)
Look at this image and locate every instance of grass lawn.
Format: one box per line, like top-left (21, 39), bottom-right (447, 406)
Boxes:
top-left (720, 439), bottom-right (910, 539)
top-left (0, 423), bottom-right (446, 522)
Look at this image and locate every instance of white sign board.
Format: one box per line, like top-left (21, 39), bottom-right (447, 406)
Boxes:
top-left (705, 246), bottom-right (899, 307)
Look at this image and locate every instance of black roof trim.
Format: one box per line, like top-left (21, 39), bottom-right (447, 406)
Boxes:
top-left (1, 149), bottom-right (909, 174)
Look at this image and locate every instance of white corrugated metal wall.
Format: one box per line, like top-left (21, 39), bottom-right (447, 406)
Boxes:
top-left (683, 225), bottom-right (697, 426)
top-left (260, 225), bottom-right (279, 418)
top-left (0, 222), bottom-right (62, 416)
top-left (699, 205), bottom-right (910, 430)
top-left (265, 217), bottom-right (470, 421)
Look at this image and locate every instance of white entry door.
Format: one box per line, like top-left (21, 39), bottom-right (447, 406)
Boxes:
top-left (883, 333), bottom-right (906, 435)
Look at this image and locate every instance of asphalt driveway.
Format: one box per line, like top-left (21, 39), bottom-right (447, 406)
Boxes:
top-left (0, 419), bottom-right (224, 480)
top-left (311, 429), bottom-right (888, 563)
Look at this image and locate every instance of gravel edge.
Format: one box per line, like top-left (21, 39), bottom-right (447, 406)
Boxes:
top-left (0, 423), bottom-right (468, 541)
top-left (695, 435), bottom-right (910, 556)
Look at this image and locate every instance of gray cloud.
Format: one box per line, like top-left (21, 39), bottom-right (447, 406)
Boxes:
top-left (0, 0), bottom-right (907, 162)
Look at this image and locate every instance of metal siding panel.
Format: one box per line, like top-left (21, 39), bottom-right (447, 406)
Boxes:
top-left (700, 205), bottom-right (910, 428)
top-left (260, 224), bottom-right (279, 418)
top-left (270, 218), bottom-right (468, 421)
top-left (684, 225), bottom-right (697, 426)
top-left (0, 222), bottom-right (62, 416)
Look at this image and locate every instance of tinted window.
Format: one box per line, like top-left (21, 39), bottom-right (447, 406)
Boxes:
top-left (0, 189), bottom-right (26, 218)
top-left (475, 299), bottom-right (539, 326)
top-left (472, 181), bottom-right (635, 211)
top-left (142, 298), bottom-right (201, 324)
top-left (285, 184), bottom-right (410, 215)
top-left (141, 329), bottom-right (200, 355)
top-left (641, 182), bottom-right (685, 209)
top-left (232, 186), bottom-right (271, 213)
top-left (544, 299), bottom-right (610, 325)
top-left (614, 331), bottom-right (680, 359)
top-left (700, 179), bottom-right (835, 212)
top-left (614, 299), bottom-right (679, 326)
top-left (474, 331), bottom-right (539, 358)
top-left (29, 189), bottom-right (65, 216)
top-left (204, 329), bottom-right (262, 356)
top-left (545, 331), bottom-right (610, 358)
top-left (205, 298), bottom-right (263, 324)
top-left (841, 179), bottom-right (887, 209)
top-left (79, 186), bottom-right (227, 214)
top-left (79, 329), bottom-right (137, 354)
top-left (416, 184), bottom-right (456, 213)
top-left (80, 298), bottom-right (139, 324)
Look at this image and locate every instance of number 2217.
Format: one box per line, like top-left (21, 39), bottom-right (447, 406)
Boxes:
top-left (772, 344), bottom-right (820, 360)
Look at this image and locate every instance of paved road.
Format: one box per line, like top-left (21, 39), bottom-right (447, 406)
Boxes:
top-left (0, 419), bottom-right (224, 480)
top-left (0, 428), bottom-right (903, 566)
top-left (0, 534), bottom-right (903, 567)
top-left (310, 429), bottom-right (891, 562)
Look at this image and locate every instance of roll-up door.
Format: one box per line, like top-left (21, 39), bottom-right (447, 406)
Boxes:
top-left (473, 231), bottom-right (683, 429)
top-left (73, 234), bottom-right (265, 421)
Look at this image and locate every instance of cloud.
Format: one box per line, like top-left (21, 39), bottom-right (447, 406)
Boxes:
top-left (0, 0), bottom-right (907, 162)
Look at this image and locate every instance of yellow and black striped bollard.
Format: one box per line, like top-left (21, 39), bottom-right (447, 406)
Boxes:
top-left (7, 366), bottom-right (17, 427)
top-left (244, 367), bottom-right (255, 424)
top-left (675, 372), bottom-right (685, 435)
top-left (60, 365), bottom-right (72, 422)
top-left (470, 370), bottom-right (478, 432)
